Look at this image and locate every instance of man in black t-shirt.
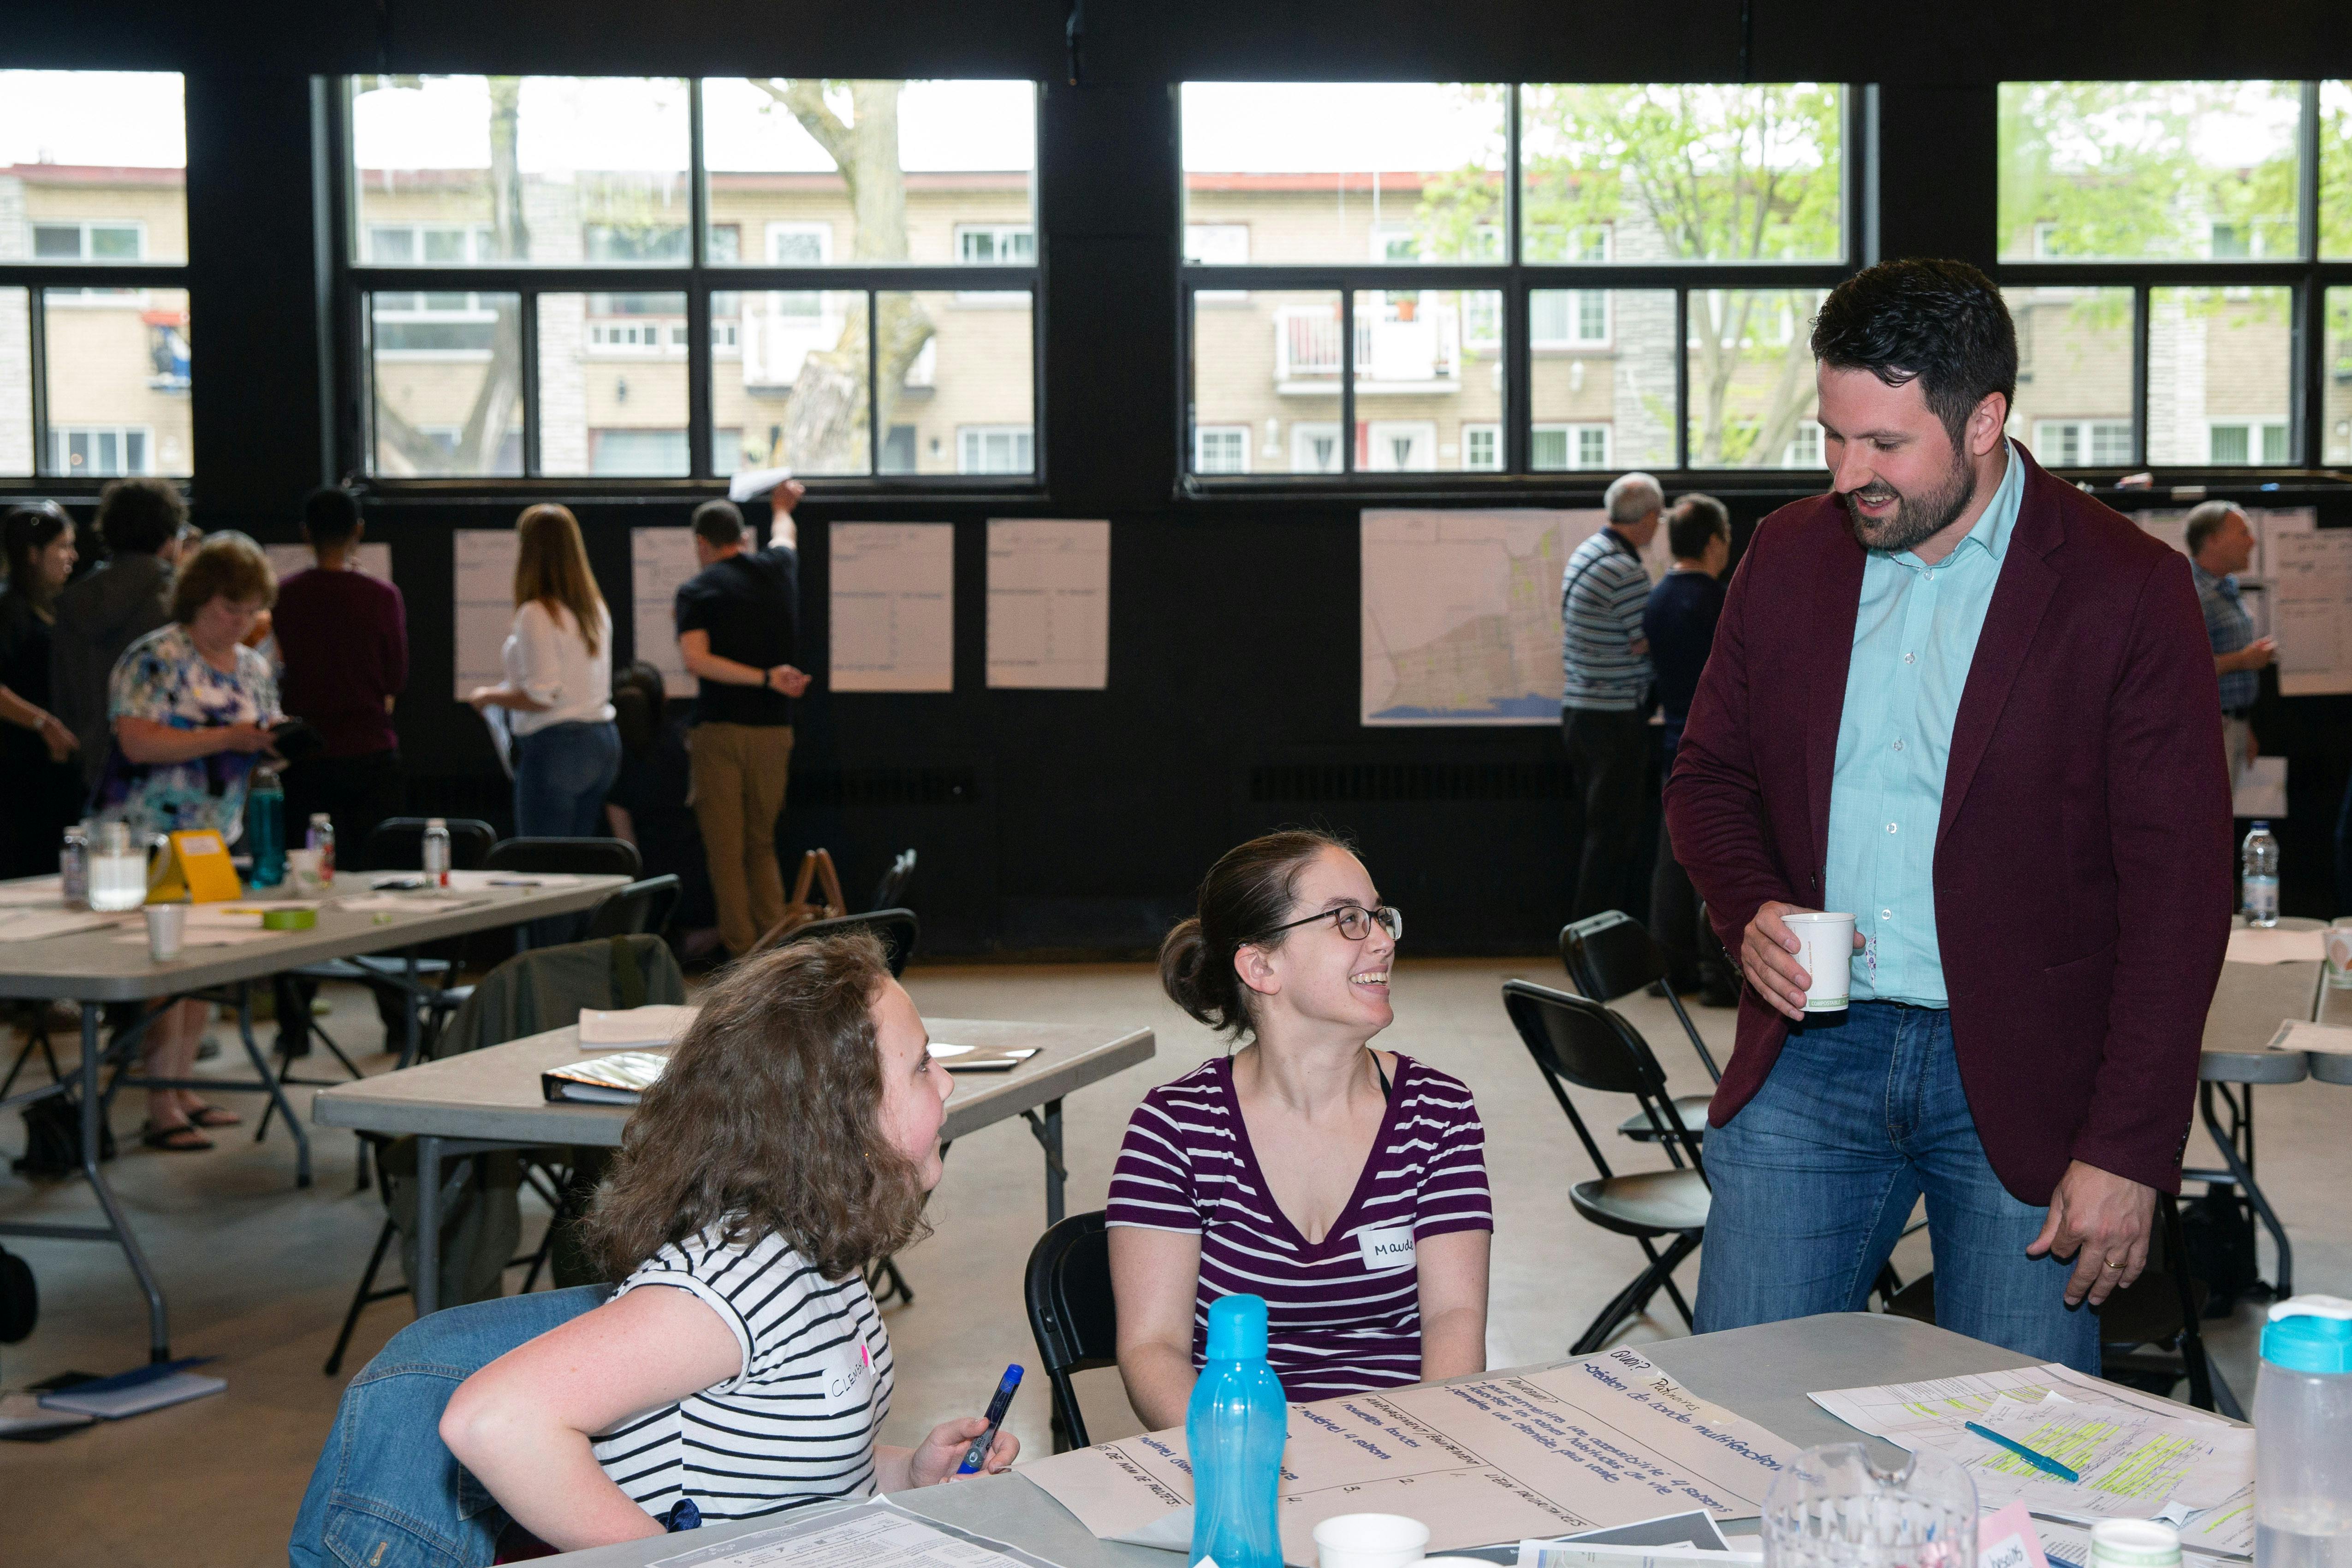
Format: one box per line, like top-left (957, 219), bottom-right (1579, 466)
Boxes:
top-left (1645, 493), bottom-right (1734, 1006)
top-left (675, 485), bottom-right (811, 957)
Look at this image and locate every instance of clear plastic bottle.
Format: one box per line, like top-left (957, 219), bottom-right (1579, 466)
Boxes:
top-left (247, 765), bottom-right (287, 888)
top-left (1187, 1294), bottom-right (1287, 1568)
top-left (422, 817), bottom-right (451, 887)
top-left (59, 823), bottom-right (89, 906)
top-left (2256, 1296), bottom-right (2352, 1568)
top-left (2243, 821), bottom-right (2281, 928)
top-left (308, 813), bottom-right (336, 884)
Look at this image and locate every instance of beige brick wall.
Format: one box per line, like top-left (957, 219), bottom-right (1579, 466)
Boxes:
top-left (44, 288), bottom-right (193, 475)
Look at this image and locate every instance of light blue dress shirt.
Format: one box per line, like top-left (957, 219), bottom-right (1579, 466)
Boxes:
top-left (1823, 441), bottom-right (2026, 1007)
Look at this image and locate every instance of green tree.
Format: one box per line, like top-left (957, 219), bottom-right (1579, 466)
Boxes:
top-left (1422, 84), bottom-right (1842, 466)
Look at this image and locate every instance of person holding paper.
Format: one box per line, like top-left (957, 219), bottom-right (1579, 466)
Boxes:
top-left (1666, 260), bottom-right (2231, 1371)
top-left (2180, 501), bottom-right (2272, 795)
top-left (1107, 831), bottom-right (1491, 1429)
top-left (437, 932), bottom-right (1015, 1553)
top-left (674, 482), bottom-right (811, 956)
top-left (96, 532), bottom-right (284, 1152)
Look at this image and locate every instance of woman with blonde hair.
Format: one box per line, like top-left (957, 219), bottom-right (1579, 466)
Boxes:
top-left (468, 503), bottom-right (620, 836)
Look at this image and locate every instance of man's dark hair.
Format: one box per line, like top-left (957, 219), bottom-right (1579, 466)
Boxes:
top-left (93, 476), bottom-right (187, 557)
top-left (1810, 259), bottom-right (2019, 454)
top-left (2181, 500), bottom-right (2242, 561)
top-left (303, 485), bottom-right (363, 546)
top-left (1668, 494), bottom-right (1730, 561)
top-left (691, 499), bottom-right (747, 548)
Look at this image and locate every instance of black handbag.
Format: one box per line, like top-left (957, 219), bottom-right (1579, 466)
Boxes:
top-left (12, 1092), bottom-right (116, 1179)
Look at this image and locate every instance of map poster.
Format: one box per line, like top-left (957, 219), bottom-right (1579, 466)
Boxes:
top-left (1361, 508), bottom-right (1607, 726)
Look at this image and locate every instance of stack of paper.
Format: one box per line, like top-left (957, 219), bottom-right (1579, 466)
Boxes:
top-left (0, 908), bottom-right (121, 942)
top-left (1809, 1365), bottom-right (2253, 1558)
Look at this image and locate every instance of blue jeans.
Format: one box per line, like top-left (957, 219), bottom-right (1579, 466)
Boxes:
top-left (514, 720), bottom-right (622, 839)
top-left (290, 1285), bottom-right (608, 1568)
top-left (1693, 1001), bottom-right (2101, 1372)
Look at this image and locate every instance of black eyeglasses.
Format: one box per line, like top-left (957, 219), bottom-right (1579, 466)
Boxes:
top-left (1252, 903), bottom-right (1404, 944)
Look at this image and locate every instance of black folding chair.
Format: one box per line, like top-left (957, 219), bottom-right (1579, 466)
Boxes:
top-left (766, 909), bottom-right (919, 978)
top-left (1884, 1195), bottom-right (2235, 1416)
top-left (1024, 1210), bottom-right (1118, 1452)
top-left (361, 816), bottom-right (499, 874)
top-left (869, 849), bottom-right (918, 912)
top-left (1558, 913), bottom-right (1719, 1145)
top-left (484, 837), bottom-right (644, 879)
top-left (584, 875), bottom-right (682, 940)
top-left (1503, 979), bottom-right (1710, 1355)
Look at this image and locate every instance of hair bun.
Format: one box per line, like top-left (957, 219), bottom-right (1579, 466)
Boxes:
top-left (1158, 917), bottom-right (1223, 1026)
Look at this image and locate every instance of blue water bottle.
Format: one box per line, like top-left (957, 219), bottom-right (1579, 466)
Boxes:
top-left (1188, 1294), bottom-right (1287, 1568)
top-left (246, 764), bottom-right (286, 887)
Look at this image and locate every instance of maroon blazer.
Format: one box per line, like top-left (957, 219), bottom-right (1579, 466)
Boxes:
top-left (1664, 447), bottom-right (2232, 1204)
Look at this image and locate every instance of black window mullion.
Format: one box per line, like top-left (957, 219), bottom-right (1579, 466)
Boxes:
top-left (520, 287), bottom-right (541, 478)
top-left (27, 288), bottom-right (48, 478)
top-left (867, 288), bottom-right (881, 476)
top-left (1673, 290), bottom-right (1690, 471)
top-left (1505, 83), bottom-right (1527, 473)
top-left (688, 77), bottom-right (712, 481)
top-left (2130, 285), bottom-right (2150, 469)
top-left (1340, 286), bottom-right (1356, 475)
top-left (2298, 80), bottom-right (2324, 466)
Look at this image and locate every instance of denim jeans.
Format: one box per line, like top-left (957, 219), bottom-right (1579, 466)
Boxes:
top-left (290, 1285), bottom-right (608, 1568)
top-left (1693, 1001), bottom-right (2101, 1372)
top-left (514, 720), bottom-right (622, 839)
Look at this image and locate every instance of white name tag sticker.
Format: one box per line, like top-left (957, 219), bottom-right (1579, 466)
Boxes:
top-left (824, 1335), bottom-right (876, 1410)
top-left (1355, 1224), bottom-right (1417, 1273)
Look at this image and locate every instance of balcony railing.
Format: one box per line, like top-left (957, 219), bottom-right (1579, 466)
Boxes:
top-left (1273, 302), bottom-right (1460, 391)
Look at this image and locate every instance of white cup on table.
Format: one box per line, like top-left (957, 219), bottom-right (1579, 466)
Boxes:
top-left (144, 903), bottom-right (187, 962)
top-left (287, 847), bottom-right (326, 898)
top-left (1313, 1513), bottom-right (1430, 1568)
top-left (1781, 911), bottom-right (1856, 1012)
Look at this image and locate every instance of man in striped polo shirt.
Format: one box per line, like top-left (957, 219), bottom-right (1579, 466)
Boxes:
top-left (1561, 472), bottom-right (1661, 919)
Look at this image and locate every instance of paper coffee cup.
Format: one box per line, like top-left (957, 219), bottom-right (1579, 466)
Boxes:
top-left (287, 847), bottom-right (325, 897)
top-left (145, 903), bottom-right (187, 962)
top-left (1313, 1513), bottom-right (1431, 1568)
top-left (1782, 911), bottom-right (1855, 1012)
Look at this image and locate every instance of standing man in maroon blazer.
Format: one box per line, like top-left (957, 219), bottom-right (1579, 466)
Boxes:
top-left (1665, 260), bottom-right (2230, 1370)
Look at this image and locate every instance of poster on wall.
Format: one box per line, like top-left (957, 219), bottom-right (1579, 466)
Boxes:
top-left (2138, 507), bottom-right (2352, 695)
top-left (629, 527), bottom-right (700, 696)
top-left (829, 523), bottom-right (955, 693)
top-left (986, 519), bottom-right (1109, 689)
top-left (452, 528), bottom-right (521, 701)
top-left (1360, 507), bottom-right (1610, 726)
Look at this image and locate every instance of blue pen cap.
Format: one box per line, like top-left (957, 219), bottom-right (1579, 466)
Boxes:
top-left (1206, 1293), bottom-right (1269, 1360)
top-left (2263, 1296), bottom-right (2352, 1374)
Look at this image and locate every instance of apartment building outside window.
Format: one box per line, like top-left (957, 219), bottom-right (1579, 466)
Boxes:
top-left (0, 71), bottom-right (191, 482)
top-left (1180, 81), bottom-right (1851, 481)
top-left (345, 75), bottom-right (1039, 483)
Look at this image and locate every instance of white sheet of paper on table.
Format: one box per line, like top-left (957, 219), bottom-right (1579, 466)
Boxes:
top-left (650, 1499), bottom-right (1064, 1568)
top-left (0, 877), bottom-right (66, 907)
top-left (2264, 1019), bottom-right (2352, 1055)
top-left (577, 1004), bottom-right (700, 1047)
top-left (2225, 926), bottom-right (2325, 964)
top-left (0, 908), bottom-right (126, 942)
top-left (1022, 1345), bottom-right (1800, 1565)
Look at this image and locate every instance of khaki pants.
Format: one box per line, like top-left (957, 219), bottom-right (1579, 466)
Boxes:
top-left (689, 723), bottom-right (795, 956)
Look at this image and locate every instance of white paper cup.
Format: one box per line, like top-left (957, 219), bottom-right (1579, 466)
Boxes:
top-left (287, 847), bottom-right (325, 897)
top-left (145, 903), bottom-right (187, 962)
top-left (2326, 922), bottom-right (2352, 990)
top-left (1313, 1514), bottom-right (1431, 1568)
top-left (1782, 911), bottom-right (1855, 1012)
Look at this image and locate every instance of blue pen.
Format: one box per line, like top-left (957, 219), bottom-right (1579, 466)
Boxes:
top-left (956, 1365), bottom-right (1023, 1475)
top-left (1965, 1420), bottom-right (2081, 1483)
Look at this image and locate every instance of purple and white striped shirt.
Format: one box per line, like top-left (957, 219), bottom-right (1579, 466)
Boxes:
top-left (1105, 1052), bottom-right (1491, 1402)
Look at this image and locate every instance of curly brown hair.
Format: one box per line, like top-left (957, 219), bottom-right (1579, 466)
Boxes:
top-left (582, 931), bottom-right (930, 1283)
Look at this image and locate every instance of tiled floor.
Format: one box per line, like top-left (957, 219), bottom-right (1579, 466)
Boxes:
top-left (1, 960), bottom-right (2340, 1565)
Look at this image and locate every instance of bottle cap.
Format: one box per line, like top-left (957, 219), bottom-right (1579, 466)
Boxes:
top-left (2089, 1520), bottom-right (2180, 1568)
top-left (1205, 1293), bottom-right (1268, 1360)
top-left (2262, 1294), bottom-right (2352, 1374)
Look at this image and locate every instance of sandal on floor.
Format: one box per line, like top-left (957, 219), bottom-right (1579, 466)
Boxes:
top-left (183, 1101), bottom-right (242, 1128)
top-left (141, 1122), bottom-right (214, 1152)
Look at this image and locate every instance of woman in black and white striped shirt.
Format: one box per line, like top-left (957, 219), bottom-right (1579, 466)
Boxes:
top-left (440, 933), bottom-right (1016, 1554)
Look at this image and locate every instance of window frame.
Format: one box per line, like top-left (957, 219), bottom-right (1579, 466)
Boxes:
top-left (1996, 79), bottom-right (2352, 471)
top-left (333, 76), bottom-right (1045, 493)
top-left (1178, 82), bottom-right (1863, 488)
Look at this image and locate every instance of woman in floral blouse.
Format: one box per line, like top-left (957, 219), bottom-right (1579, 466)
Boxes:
top-left (96, 531), bottom-right (280, 1151)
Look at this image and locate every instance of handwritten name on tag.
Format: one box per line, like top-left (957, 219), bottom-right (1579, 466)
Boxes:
top-left (1356, 1224), bottom-right (1417, 1273)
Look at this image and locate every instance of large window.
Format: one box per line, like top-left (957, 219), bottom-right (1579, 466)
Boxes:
top-left (349, 76), bottom-right (1039, 482)
top-left (0, 72), bottom-right (190, 481)
top-left (1180, 82), bottom-right (1848, 480)
top-left (1997, 81), bottom-right (2352, 469)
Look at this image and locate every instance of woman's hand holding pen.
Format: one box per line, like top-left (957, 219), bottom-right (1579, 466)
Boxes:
top-left (907, 1416), bottom-right (1018, 1486)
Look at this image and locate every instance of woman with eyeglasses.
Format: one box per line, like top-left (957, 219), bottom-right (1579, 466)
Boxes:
top-left (1106, 830), bottom-right (1491, 1429)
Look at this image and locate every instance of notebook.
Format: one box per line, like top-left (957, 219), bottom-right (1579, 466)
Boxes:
top-left (38, 1359), bottom-right (225, 1419)
top-left (543, 1050), bottom-right (670, 1105)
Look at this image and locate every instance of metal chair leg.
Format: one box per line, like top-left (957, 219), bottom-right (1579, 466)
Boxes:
top-left (325, 1217), bottom-right (398, 1376)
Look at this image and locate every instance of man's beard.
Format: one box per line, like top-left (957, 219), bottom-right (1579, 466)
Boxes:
top-left (1837, 449), bottom-right (1976, 554)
